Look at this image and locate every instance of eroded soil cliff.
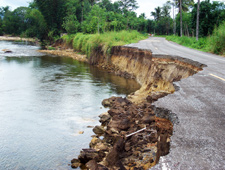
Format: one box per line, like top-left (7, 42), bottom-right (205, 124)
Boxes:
top-left (40, 41), bottom-right (205, 169)
top-left (90, 46), bottom-right (205, 104)
top-left (70, 46), bottom-right (205, 169)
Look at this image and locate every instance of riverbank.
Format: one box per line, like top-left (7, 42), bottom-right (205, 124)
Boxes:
top-left (40, 37), bottom-right (205, 169)
top-left (0, 36), bottom-right (37, 42)
top-left (39, 49), bottom-right (88, 63)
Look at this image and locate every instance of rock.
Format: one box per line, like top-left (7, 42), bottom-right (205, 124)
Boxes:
top-left (2, 49), bottom-right (12, 53)
top-left (108, 117), bottom-right (130, 131)
top-left (108, 109), bottom-right (122, 117)
top-left (86, 160), bottom-right (98, 170)
top-left (89, 137), bottom-right (101, 148)
top-left (98, 164), bottom-right (109, 170)
top-left (101, 96), bottom-right (118, 107)
top-left (78, 149), bottom-right (99, 164)
top-left (105, 136), bottom-right (125, 167)
top-left (71, 159), bottom-right (80, 168)
top-left (94, 143), bottom-right (108, 151)
top-left (142, 115), bottom-right (155, 124)
top-left (72, 96), bottom-right (174, 169)
top-left (93, 125), bottom-right (105, 136)
top-left (99, 112), bottom-right (111, 125)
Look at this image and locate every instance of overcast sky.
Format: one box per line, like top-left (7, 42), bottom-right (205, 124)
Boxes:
top-left (0, 0), bottom-right (204, 19)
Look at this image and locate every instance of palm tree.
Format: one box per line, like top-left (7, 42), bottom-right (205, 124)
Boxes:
top-left (151, 7), bottom-right (161, 21)
top-left (196, 0), bottom-right (200, 41)
top-left (162, 2), bottom-right (171, 35)
top-left (175, 0), bottom-right (194, 36)
top-left (180, 0), bottom-right (182, 37)
top-left (79, 0), bottom-right (84, 23)
top-left (176, 0), bottom-right (194, 12)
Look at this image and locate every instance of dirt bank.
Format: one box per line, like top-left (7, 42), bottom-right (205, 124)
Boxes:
top-left (39, 40), bottom-right (205, 169)
top-left (90, 46), bottom-right (205, 104)
top-left (39, 49), bottom-right (88, 63)
top-left (0, 36), bottom-right (37, 42)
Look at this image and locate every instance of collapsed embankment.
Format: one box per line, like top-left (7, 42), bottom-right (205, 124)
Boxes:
top-left (68, 45), bottom-right (205, 169)
top-left (90, 46), bottom-right (204, 104)
top-left (40, 40), bottom-right (205, 169)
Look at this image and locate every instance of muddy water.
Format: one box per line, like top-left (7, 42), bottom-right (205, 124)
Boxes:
top-left (0, 41), bottom-right (140, 170)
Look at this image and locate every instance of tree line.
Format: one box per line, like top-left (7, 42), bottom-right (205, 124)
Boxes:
top-left (0, 0), bottom-right (224, 41)
top-left (151, 0), bottom-right (225, 38)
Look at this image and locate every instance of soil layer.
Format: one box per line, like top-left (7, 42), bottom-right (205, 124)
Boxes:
top-left (39, 40), bottom-right (205, 169)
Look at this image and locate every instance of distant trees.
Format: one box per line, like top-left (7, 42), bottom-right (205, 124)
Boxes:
top-left (0, 0), bottom-right (224, 41)
top-left (151, 3), bottom-right (173, 35)
top-left (191, 0), bottom-right (225, 37)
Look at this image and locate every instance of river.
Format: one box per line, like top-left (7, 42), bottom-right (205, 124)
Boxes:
top-left (0, 41), bottom-right (140, 169)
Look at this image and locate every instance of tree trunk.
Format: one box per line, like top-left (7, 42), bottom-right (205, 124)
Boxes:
top-left (173, 0), bottom-right (176, 35)
top-left (180, 0), bottom-right (182, 37)
top-left (196, 0), bottom-right (200, 41)
top-left (81, 7), bottom-right (83, 23)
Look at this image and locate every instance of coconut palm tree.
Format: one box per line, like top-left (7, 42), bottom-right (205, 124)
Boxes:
top-left (196, 0), bottom-right (200, 40)
top-left (151, 7), bottom-right (161, 21)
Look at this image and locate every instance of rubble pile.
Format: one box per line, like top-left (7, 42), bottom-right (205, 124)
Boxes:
top-left (71, 97), bottom-right (173, 169)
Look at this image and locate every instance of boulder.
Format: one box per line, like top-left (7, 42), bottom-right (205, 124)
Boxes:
top-left (2, 49), bottom-right (12, 53)
top-left (71, 159), bottom-right (81, 168)
top-left (93, 125), bottom-right (106, 136)
top-left (99, 112), bottom-right (111, 125)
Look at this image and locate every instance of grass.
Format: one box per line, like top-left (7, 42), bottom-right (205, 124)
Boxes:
top-left (208, 21), bottom-right (225, 56)
top-left (165, 35), bottom-right (209, 52)
top-left (47, 46), bottom-right (56, 50)
top-left (62, 30), bottom-right (148, 57)
top-left (165, 21), bottom-right (225, 56)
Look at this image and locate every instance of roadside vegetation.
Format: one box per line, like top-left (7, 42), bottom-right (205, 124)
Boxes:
top-left (165, 21), bottom-right (225, 55)
top-left (62, 30), bottom-right (148, 57)
top-left (0, 0), bottom-right (224, 56)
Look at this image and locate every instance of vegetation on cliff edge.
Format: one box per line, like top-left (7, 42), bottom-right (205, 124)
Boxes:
top-left (62, 30), bottom-right (148, 57)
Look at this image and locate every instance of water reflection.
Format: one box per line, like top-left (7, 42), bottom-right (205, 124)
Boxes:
top-left (0, 41), bottom-right (140, 170)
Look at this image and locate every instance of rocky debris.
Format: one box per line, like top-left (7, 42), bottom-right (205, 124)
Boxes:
top-left (2, 49), bottom-right (12, 53)
top-left (93, 126), bottom-right (106, 136)
top-left (99, 112), bottom-right (111, 126)
top-left (71, 97), bottom-right (173, 169)
top-left (71, 159), bottom-right (81, 168)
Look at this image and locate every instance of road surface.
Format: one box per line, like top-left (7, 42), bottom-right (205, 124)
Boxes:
top-left (128, 37), bottom-right (225, 170)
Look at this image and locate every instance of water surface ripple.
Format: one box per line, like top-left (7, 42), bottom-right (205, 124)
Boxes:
top-left (0, 41), bottom-right (140, 169)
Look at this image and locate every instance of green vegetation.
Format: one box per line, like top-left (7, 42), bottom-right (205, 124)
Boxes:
top-left (208, 21), bottom-right (225, 55)
top-left (166, 21), bottom-right (225, 55)
top-left (0, 0), bottom-right (224, 56)
top-left (62, 30), bottom-right (148, 57)
top-left (0, 0), bottom-right (150, 40)
top-left (47, 46), bottom-right (56, 50)
top-left (166, 35), bottom-right (209, 51)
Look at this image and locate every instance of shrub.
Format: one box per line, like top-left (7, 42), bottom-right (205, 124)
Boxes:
top-left (63, 30), bottom-right (148, 58)
top-left (208, 21), bottom-right (225, 55)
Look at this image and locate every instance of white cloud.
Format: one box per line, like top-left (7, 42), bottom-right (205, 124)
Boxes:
top-left (0, 0), bottom-right (32, 10)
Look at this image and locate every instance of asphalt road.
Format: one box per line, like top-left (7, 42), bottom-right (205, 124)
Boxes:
top-left (127, 37), bottom-right (225, 170)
